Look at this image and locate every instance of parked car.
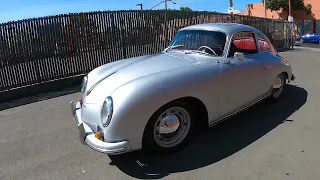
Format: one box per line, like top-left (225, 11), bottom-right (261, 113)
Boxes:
top-left (297, 33), bottom-right (320, 44)
top-left (70, 23), bottom-right (295, 155)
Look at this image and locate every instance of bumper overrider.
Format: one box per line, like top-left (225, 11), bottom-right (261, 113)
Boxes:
top-left (70, 100), bottom-right (131, 155)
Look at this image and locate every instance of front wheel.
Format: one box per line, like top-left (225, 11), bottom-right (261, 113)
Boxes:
top-left (143, 101), bottom-right (194, 154)
top-left (269, 73), bottom-right (286, 102)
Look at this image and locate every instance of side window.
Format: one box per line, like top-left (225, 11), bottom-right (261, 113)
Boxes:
top-left (256, 33), bottom-right (271, 52)
top-left (229, 31), bottom-right (258, 57)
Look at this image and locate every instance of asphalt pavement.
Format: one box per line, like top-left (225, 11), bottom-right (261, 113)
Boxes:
top-left (1, 46), bottom-right (320, 180)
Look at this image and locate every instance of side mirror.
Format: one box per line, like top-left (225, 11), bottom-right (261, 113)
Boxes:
top-left (234, 52), bottom-right (245, 61)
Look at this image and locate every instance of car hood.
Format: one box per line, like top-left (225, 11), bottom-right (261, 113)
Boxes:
top-left (83, 52), bottom-right (200, 103)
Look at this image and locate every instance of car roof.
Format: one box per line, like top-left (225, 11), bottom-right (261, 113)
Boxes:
top-left (179, 23), bottom-right (260, 35)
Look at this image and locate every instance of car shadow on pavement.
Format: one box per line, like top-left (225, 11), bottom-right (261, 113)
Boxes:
top-left (108, 84), bottom-right (307, 179)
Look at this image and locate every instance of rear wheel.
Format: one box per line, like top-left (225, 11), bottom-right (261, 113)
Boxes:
top-left (300, 38), bottom-right (304, 43)
top-left (143, 100), bottom-right (194, 154)
top-left (269, 73), bottom-right (286, 102)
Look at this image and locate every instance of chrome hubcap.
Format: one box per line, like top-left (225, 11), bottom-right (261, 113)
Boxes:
top-left (273, 77), bottom-right (282, 89)
top-left (272, 75), bottom-right (283, 97)
top-left (153, 107), bottom-right (191, 148)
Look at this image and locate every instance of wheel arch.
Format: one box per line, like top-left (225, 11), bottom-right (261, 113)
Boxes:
top-left (141, 96), bottom-right (209, 149)
top-left (282, 71), bottom-right (289, 81)
top-left (143, 96), bottom-right (209, 134)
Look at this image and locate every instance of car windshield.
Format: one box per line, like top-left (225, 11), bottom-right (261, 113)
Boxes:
top-left (166, 30), bottom-right (227, 56)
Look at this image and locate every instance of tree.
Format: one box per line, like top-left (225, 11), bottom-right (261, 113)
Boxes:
top-left (262, 0), bottom-right (312, 19)
top-left (180, 7), bottom-right (192, 12)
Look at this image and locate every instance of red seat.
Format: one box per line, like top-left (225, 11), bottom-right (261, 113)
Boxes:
top-left (258, 40), bottom-right (270, 51)
top-left (233, 39), bottom-right (256, 50)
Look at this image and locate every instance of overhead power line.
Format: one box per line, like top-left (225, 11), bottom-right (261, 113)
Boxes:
top-left (150, 0), bottom-right (176, 10)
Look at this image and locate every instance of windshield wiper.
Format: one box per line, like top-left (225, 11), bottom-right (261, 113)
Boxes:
top-left (185, 50), bottom-right (213, 56)
top-left (164, 44), bottom-right (185, 52)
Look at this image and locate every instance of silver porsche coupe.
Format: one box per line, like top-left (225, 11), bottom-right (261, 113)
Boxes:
top-left (70, 23), bottom-right (295, 155)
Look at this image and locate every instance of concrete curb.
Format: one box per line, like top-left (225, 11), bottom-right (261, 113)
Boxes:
top-left (0, 75), bottom-right (85, 103)
top-left (293, 46), bottom-right (320, 51)
top-left (276, 46), bottom-right (294, 52)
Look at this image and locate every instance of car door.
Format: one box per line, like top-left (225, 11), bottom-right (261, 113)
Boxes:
top-left (304, 33), bottom-right (311, 42)
top-left (255, 32), bottom-right (282, 92)
top-left (308, 33), bottom-right (315, 42)
top-left (316, 33), bottom-right (320, 43)
top-left (218, 31), bottom-right (267, 117)
top-left (311, 33), bottom-right (320, 42)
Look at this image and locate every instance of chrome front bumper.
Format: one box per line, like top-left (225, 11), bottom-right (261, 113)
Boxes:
top-left (70, 100), bottom-right (131, 155)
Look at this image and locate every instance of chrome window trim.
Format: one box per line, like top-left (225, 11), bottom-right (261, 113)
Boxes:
top-left (176, 29), bottom-right (230, 58)
top-left (255, 32), bottom-right (274, 54)
top-left (226, 30), bottom-right (260, 58)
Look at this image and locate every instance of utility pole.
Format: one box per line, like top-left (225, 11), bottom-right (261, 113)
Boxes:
top-left (229, 0), bottom-right (234, 23)
top-left (165, 0), bottom-right (168, 10)
top-left (264, 0), bottom-right (267, 18)
top-left (288, 0), bottom-right (294, 49)
top-left (288, 0), bottom-right (291, 17)
top-left (229, 0), bottom-right (233, 14)
top-left (263, 0), bottom-right (267, 35)
top-left (136, 3), bottom-right (143, 10)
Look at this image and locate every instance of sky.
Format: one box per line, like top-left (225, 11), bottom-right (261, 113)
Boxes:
top-left (0, 0), bottom-right (260, 23)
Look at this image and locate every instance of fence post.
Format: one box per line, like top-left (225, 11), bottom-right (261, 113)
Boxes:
top-left (288, 16), bottom-right (294, 50)
top-left (291, 21), bottom-right (294, 49)
top-left (121, 29), bottom-right (127, 59)
top-left (164, 10), bottom-right (169, 46)
top-left (271, 16), bottom-right (274, 45)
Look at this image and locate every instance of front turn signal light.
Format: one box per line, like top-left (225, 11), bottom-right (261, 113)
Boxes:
top-left (95, 131), bottom-right (101, 140)
top-left (280, 58), bottom-right (290, 66)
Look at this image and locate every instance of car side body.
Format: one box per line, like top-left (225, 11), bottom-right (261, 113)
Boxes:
top-left (70, 23), bottom-right (295, 155)
top-left (297, 33), bottom-right (320, 44)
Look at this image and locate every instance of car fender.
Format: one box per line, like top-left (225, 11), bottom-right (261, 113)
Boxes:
top-left (104, 64), bottom-right (220, 151)
top-left (273, 55), bottom-right (294, 82)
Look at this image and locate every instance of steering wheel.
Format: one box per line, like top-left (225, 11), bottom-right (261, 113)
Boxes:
top-left (198, 46), bottom-right (218, 56)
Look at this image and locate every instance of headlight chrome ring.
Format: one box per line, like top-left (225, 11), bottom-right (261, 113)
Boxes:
top-left (101, 96), bottom-right (113, 127)
top-left (81, 76), bottom-right (88, 93)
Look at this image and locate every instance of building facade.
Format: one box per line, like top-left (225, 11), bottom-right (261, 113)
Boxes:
top-left (236, 0), bottom-right (320, 38)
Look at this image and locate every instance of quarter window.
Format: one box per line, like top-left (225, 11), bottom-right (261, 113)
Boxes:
top-left (256, 33), bottom-right (271, 52)
top-left (229, 32), bottom-right (258, 57)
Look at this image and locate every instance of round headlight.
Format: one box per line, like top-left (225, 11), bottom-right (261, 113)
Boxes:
top-left (101, 96), bottom-right (113, 127)
top-left (81, 76), bottom-right (88, 93)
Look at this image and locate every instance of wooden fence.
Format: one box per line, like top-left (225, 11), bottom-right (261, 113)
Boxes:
top-left (0, 10), bottom-right (294, 92)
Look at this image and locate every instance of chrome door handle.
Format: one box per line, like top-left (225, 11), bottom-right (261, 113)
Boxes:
top-left (263, 65), bottom-right (271, 70)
